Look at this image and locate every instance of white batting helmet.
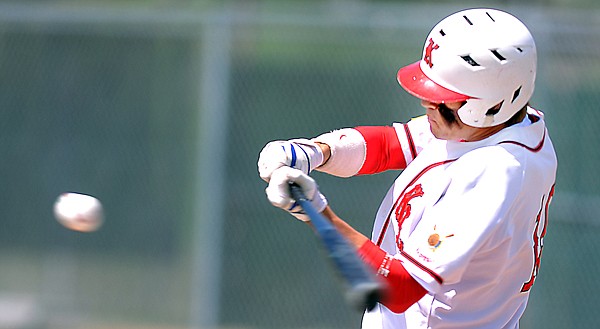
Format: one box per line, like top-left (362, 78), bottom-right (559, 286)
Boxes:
top-left (397, 8), bottom-right (537, 127)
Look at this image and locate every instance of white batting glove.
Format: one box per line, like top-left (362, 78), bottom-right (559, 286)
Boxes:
top-left (258, 139), bottom-right (325, 182)
top-left (265, 166), bottom-right (328, 222)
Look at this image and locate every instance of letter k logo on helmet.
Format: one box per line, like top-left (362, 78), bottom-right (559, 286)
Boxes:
top-left (424, 38), bottom-right (439, 68)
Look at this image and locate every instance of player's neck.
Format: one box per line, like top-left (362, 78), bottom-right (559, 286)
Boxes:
top-left (461, 124), bottom-right (507, 142)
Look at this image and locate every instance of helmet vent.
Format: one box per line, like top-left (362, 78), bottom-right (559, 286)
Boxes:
top-left (511, 86), bottom-right (522, 103)
top-left (486, 12), bottom-right (496, 22)
top-left (440, 29), bottom-right (446, 36)
top-left (485, 102), bottom-right (503, 116)
top-left (516, 47), bottom-right (523, 53)
top-left (463, 15), bottom-right (474, 25)
top-left (461, 55), bottom-right (480, 66)
top-left (490, 49), bottom-right (506, 61)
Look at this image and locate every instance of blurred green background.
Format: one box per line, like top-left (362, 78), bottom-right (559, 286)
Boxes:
top-left (0, 0), bottom-right (597, 328)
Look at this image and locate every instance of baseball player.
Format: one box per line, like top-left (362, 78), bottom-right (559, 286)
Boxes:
top-left (258, 8), bottom-right (557, 329)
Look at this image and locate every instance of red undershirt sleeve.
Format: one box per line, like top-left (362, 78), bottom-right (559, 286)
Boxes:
top-left (355, 126), bottom-right (407, 175)
top-left (358, 240), bottom-right (427, 313)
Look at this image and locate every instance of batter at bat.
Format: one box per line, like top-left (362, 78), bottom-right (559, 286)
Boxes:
top-left (258, 8), bottom-right (557, 329)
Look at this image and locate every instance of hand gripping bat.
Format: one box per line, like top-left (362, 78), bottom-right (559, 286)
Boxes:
top-left (289, 183), bottom-right (382, 311)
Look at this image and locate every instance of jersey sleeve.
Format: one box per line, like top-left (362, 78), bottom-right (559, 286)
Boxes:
top-left (355, 116), bottom-right (433, 175)
top-left (400, 115), bottom-right (435, 162)
top-left (313, 116), bottom-right (434, 177)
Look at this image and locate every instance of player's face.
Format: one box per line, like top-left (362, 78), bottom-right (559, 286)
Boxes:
top-left (421, 100), bottom-right (501, 141)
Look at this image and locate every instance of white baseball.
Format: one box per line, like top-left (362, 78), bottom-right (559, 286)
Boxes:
top-left (53, 192), bottom-right (104, 232)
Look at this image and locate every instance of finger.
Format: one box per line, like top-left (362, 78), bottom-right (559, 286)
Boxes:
top-left (265, 167), bottom-right (295, 208)
top-left (258, 142), bottom-right (287, 182)
top-left (259, 162), bottom-right (284, 182)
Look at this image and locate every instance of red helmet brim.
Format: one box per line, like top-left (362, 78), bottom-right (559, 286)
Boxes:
top-left (397, 61), bottom-right (472, 103)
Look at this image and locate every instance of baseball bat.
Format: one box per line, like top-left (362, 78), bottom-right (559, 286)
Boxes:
top-left (289, 183), bottom-right (382, 312)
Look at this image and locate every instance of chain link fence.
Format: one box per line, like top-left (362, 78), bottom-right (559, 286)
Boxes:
top-left (0, 2), bottom-right (597, 328)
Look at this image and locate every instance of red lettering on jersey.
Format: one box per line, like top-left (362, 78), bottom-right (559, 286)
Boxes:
top-left (375, 159), bottom-right (457, 248)
top-left (395, 184), bottom-right (424, 250)
top-left (424, 38), bottom-right (439, 68)
top-left (521, 185), bottom-right (555, 292)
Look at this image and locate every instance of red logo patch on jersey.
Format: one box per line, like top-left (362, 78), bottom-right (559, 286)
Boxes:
top-left (395, 184), bottom-right (424, 250)
top-left (424, 38), bottom-right (439, 68)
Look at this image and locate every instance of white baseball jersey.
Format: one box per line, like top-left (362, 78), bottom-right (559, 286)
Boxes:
top-left (355, 108), bottom-right (557, 328)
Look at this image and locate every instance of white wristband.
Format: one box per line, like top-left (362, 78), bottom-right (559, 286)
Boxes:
top-left (288, 138), bottom-right (325, 172)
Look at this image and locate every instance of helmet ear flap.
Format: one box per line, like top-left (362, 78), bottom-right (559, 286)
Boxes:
top-left (457, 97), bottom-right (509, 127)
top-left (460, 83), bottom-right (529, 127)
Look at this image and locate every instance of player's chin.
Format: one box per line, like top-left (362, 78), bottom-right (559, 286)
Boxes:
top-left (426, 113), bottom-right (438, 126)
top-left (427, 119), bottom-right (441, 136)
top-left (430, 126), bottom-right (451, 140)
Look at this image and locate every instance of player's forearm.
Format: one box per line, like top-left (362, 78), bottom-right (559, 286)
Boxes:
top-left (312, 128), bottom-right (366, 177)
top-left (320, 206), bottom-right (369, 248)
top-left (313, 125), bottom-right (411, 177)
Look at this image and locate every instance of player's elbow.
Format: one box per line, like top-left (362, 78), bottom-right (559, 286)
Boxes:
top-left (383, 301), bottom-right (414, 314)
top-left (357, 241), bottom-right (428, 313)
top-left (379, 284), bottom-right (427, 314)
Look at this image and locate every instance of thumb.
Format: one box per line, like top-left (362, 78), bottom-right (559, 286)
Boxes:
top-left (288, 169), bottom-right (317, 200)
